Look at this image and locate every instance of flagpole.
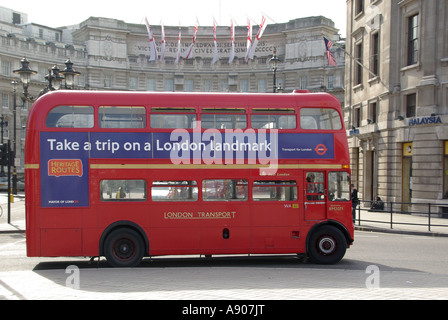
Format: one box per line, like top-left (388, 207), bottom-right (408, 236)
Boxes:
top-left (328, 37), bottom-right (390, 93)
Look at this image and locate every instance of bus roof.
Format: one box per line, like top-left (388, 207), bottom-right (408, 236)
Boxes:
top-left (28, 90), bottom-right (341, 130)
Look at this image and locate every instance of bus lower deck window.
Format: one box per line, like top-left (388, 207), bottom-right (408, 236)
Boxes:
top-left (202, 179), bottom-right (248, 201)
top-left (100, 180), bottom-right (147, 201)
top-left (152, 181), bottom-right (198, 201)
top-left (253, 180), bottom-right (298, 201)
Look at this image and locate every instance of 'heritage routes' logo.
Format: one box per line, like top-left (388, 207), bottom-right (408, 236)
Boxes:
top-left (48, 159), bottom-right (83, 177)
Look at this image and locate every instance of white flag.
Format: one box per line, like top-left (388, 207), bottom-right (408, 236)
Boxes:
top-left (144, 17), bottom-right (158, 61)
top-left (212, 19), bottom-right (219, 64)
top-left (245, 18), bottom-right (252, 62)
top-left (182, 20), bottom-right (199, 59)
top-left (175, 25), bottom-right (182, 64)
top-left (160, 24), bottom-right (166, 61)
top-left (228, 19), bottom-right (235, 64)
top-left (248, 16), bottom-right (267, 60)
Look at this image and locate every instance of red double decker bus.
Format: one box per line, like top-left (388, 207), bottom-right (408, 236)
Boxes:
top-left (25, 90), bottom-right (353, 267)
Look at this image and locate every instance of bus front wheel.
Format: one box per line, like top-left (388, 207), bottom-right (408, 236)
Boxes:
top-left (104, 228), bottom-right (144, 268)
top-left (308, 225), bottom-right (347, 264)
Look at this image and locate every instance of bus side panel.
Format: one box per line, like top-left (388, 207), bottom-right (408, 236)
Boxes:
top-left (25, 204), bottom-right (41, 257)
top-left (40, 228), bottom-right (82, 257)
top-left (147, 203), bottom-right (201, 256)
top-left (250, 202), bottom-right (303, 253)
top-left (38, 209), bottom-right (84, 256)
top-left (199, 203), bottom-right (251, 254)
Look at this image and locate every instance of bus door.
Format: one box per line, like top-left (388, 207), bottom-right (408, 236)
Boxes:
top-left (304, 171), bottom-right (326, 220)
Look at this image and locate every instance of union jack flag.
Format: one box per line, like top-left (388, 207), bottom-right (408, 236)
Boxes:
top-left (324, 37), bottom-right (337, 66)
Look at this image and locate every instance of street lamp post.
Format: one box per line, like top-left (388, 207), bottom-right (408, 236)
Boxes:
top-left (13, 57), bottom-right (82, 102)
top-left (61, 59), bottom-right (81, 89)
top-left (13, 58), bottom-right (37, 103)
top-left (11, 81), bottom-right (18, 195)
top-left (11, 57), bottom-right (82, 196)
top-left (269, 48), bottom-right (280, 93)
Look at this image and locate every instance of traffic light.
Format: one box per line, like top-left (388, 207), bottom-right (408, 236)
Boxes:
top-left (0, 143), bottom-right (8, 166)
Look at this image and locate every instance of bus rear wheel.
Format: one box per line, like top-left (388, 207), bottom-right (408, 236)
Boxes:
top-left (308, 225), bottom-right (346, 264)
top-left (104, 228), bottom-right (144, 268)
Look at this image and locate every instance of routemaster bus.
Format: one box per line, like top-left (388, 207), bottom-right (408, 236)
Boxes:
top-left (25, 90), bottom-right (354, 267)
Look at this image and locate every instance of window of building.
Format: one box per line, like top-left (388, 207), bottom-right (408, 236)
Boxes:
top-left (129, 76), bottom-right (138, 90)
top-left (1, 93), bottom-right (9, 108)
top-left (355, 0), bottom-right (364, 16)
top-left (152, 181), bottom-right (198, 201)
top-left (369, 101), bottom-right (377, 124)
top-left (220, 79), bottom-right (228, 92)
top-left (103, 74), bottom-right (114, 88)
top-left (258, 79), bottom-right (267, 93)
top-left (406, 93), bottom-right (416, 118)
top-left (355, 42), bottom-right (363, 85)
top-left (444, 142), bottom-right (448, 199)
top-left (407, 14), bottom-right (419, 66)
top-left (147, 78), bottom-right (156, 91)
top-left (203, 79), bottom-right (212, 92)
top-left (99, 106), bottom-right (146, 129)
top-left (12, 13), bottom-right (22, 25)
top-left (370, 32), bottom-right (380, 77)
top-left (300, 76), bottom-right (308, 90)
top-left (1, 60), bottom-right (10, 76)
top-left (202, 179), bottom-right (248, 201)
top-left (354, 105), bottom-right (361, 128)
top-left (327, 75), bottom-right (334, 89)
top-left (165, 79), bottom-right (174, 92)
top-left (46, 106), bottom-right (94, 128)
top-left (240, 79), bottom-right (249, 92)
top-left (253, 180), bottom-right (297, 201)
top-left (101, 180), bottom-right (147, 201)
top-left (185, 79), bottom-right (194, 92)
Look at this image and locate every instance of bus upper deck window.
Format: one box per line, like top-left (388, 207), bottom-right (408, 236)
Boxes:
top-left (251, 109), bottom-right (296, 129)
top-left (300, 108), bottom-right (342, 130)
top-left (46, 106), bottom-right (94, 128)
top-left (99, 106), bottom-right (146, 129)
top-left (201, 109), bottom-right (247, 129)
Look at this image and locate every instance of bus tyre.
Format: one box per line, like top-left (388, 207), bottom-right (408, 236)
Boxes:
top-left (308, 225), bottom-right (346, 264)
top-left (104, 228), bottom-right (144, 268)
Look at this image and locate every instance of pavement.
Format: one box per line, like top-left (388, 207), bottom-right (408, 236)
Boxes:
top-left (1, 193), bottom-right (448, 301)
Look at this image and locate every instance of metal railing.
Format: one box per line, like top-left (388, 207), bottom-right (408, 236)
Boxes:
top-left (354, 200), bottom-right (448, 232)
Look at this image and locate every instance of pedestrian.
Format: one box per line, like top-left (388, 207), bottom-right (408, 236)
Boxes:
top-left (351, 184), bottom-right (358, 223)
top-left (371, 196), bottom-right (384, 211)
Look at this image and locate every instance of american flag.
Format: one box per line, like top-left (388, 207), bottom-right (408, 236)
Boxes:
top-left (324, 37), bottom-right (337, 66)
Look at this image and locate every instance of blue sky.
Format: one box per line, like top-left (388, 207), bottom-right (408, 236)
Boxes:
top-left (5, 0), bottom-right (347, 36)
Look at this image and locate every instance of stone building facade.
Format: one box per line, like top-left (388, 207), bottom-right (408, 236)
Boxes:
top-left (345, 0), bottom-right (448, 213)
top-left (0, 7), bottom-right (345, 175)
